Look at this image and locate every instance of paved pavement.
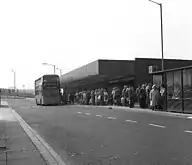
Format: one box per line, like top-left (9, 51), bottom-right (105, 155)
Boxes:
top-left (0, 101), bottom-right (47, 165)
top-left (6, 98), bottom-right (192, 165)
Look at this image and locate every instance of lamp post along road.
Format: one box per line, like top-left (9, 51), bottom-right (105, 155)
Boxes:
top-left (42, 63), bottom-right (56, 74)
top-left (60, 69), bottom-right (62, 76)
top-left (23, 85), bottom-right (26, 98)
top-left (11, 69), bottom-right (16, 92)
top-left (149, 0), bottom-right (164, 71)
top-left (56, 68), bottom-right (62, 76)
top-left (14, 71), bottom-right (16, 91)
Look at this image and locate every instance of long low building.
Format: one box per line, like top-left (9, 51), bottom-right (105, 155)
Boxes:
top-left (60, 58), bottom-right (192, 92)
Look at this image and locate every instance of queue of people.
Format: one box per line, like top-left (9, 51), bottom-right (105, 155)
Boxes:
top-left (61, 83), bottom-right (166, 111)
top-left (136, 83), bottom-right (166, 111)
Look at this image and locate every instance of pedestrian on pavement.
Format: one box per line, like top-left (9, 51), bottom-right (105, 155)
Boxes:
top-left (90, 89), bottom-right (95, 105)
top-left (150, 84), bottom-right (159, 111)
top-left (136, 84), bottom-right (141, 104)
top-left (83, 91), bottom-right (86, 105)
top-left (129, 86), bottom-right (135, 108)
top-left (138, 84), bottom-right (147, 108)
top-left (112, 88), bottom-right (116, 105)
top-left (86, 90), bottom-right (91, 105)
top-left (121, 86), bottom-right (127, 106)
top-left (104, 89), bottom-right (109, 105)
top-left (109, 91), bottom-right (113, 105)
top-left (67, 93), bottom-right (71, 104)
top-left (99, 88), bottom-right (104, 105)
top-left (95, 89), bottom-right (99, 105)
top-left (156, 86), bottom-right (162, 110)
top-left (114, 87), bottom-right (121, 106)
top-left (146, 84), bottom-right (152, 108)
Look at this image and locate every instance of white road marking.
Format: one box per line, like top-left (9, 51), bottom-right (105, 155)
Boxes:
top-left (84, 113), bottom-right (91, 115)
top-left (149, 124), bottom-right (165, 128)
top-left (77, 112), bottom-right (82, 114)
top-left (125, 120), bottom-right (138, 123)
top-left (187, 116), bottom-right (192, 119)
top-left (32, 106), bottom-right (38, 108)
top-left (184, 130), bottom-right (192, 134)
top-left (20, 106), bottom-right (30, 109)
top-left (108, 117), bottom-right (116, 120)
top-left (96, 115), bottom-right (103, 117)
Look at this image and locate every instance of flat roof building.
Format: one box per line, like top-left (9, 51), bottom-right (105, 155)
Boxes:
top-left (60, 58), bottom-right (192, 92)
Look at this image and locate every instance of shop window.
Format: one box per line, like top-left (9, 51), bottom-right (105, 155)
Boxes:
top-left (183, 68), bottom-right (192, 112)
top-left (173, 71), bottom-right (182, 99)
top-left (183, 69), bottom-right (192, 98)
top-left (166, 72), bottom-right (174, 99)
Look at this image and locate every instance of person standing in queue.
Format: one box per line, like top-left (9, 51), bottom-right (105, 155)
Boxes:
top-left (138, 84), bottom-right (147, 108)
top-left (104, 89), bottom-right (108, 105)
top-left (136, 84), bottom-right (141, 104)
top-left (121, 86), bottom-right (127, 106)
top-left (150, 84), bottom-right (159, 111)
top-left (95, 89), bottom-right (98, 105)
top-left (146, 83), bottom-right (152, 108)
top-left (129, 86), bottom-right (136, 108)
top-left (90, 89), bottom-right (95, 105)
top-left (86, 90), bottom-right (91, 105)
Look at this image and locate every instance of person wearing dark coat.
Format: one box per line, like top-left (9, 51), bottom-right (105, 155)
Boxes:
top-left (86, 90), bottom-right (91, 105)
top-left (138, 84), bottom-right (147, 108)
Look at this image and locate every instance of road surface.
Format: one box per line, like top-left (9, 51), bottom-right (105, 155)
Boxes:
top-left (7, 98), bottom-right (192, 165)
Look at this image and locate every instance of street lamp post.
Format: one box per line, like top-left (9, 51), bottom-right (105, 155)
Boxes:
top-left (56, 68), bottom-right (62, 76)
top-left (42, 63), bottom-right (56, 74)
top-left (23, 84), bottom-right (26, 98)
top-left (11, 69), bottom-right (16, 92)
top-left (149, 0), bottom-right (164, 71)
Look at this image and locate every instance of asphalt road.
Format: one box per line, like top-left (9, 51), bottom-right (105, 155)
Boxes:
top-left (6, 98), bottom-right (192, 165)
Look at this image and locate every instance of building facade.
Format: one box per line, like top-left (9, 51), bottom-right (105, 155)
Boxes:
top-left (60, 58), bottom-right (192, 93)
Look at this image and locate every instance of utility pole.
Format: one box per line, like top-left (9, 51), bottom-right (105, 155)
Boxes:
top-left (149, 0), bottom-right (164, 71)
top-left (23, 85), bottom-right (26, 98)
top-left (14, 71), bottom-right (16, 92)
top-left (56, 68), bottom-right (62, 76)
top-left (11, 69), bottom-right (16, 92)
top-left (42, 63), bottom-right (56, 74)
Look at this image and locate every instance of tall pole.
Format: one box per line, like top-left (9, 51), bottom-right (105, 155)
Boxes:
top-left (11, 69), bottom-right (16, 92)
top-left (54, 65), bottom-right (56, 74)
top-left (14, 71), bottom-right (16, 92)
top-left (149, 0), bottom-right (164, 71)
top-left (42, 63), bottom-right (56, 74)
top-left (56, 68), bottom-right (62, 76)
top-left (23, 85), bottom-right (26, 98)
top-left (160, 3), bottom-right (164, 71)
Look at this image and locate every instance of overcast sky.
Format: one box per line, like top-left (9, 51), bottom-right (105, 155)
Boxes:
top-left (0, 0), bottom-right (192, 89)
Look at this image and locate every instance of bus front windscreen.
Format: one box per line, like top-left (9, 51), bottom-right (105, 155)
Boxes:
top-left (43, 82), bottom-right (59, 88)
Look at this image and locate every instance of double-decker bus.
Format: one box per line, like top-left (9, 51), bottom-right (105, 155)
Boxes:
top-left (35, 74), bottom-right (61, 105)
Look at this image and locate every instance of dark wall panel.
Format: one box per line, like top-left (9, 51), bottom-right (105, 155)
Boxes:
top-left (99, 60), bottom-right (135, 78)
top-left (60, 60), bottom-right (99, 85)
top-left (135, 58), bottom-right (192, 86)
